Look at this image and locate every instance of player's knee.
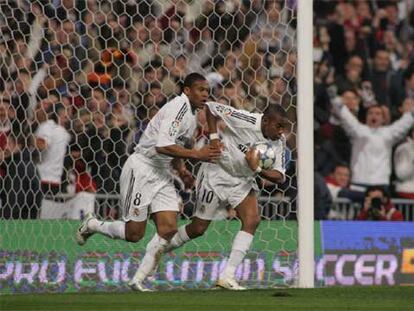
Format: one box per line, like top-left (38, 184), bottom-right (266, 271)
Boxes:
top-left (252, 215), bottom-right (261, 228)
top-left (242, 215), bottom-right (261, 232)
top-left (125, 231), bottom-right (144, 243)
top-left (158, 225), bottom-right (178, 240)
top-left (191, 225), bottom-right (207, 238)
top-left (125, 224), bottom-right (145, 242)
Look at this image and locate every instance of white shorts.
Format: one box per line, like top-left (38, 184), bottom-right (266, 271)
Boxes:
top-left (119, 153), bottom-right (180, 222)
top-left (194, 163), bottom-right (258, 220)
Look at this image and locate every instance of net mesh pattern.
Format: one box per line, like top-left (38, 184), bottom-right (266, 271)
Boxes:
top-left (0, 0), bottom-right (298, 292)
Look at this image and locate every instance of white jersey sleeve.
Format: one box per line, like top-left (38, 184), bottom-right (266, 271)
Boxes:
top-left (156, 101), bottom-right (190, 147)
top-left (136, 93), bottom-right (197, 168)
top-left (35, 121), bottom-right (53, 145)
top-left (206, 102), bottom-right (260, 131)
top-left (271, 138), bottom-right (286, 178)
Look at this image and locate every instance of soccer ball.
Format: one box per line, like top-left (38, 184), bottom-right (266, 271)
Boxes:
top-left (254, 142), bottom-right (276, 170)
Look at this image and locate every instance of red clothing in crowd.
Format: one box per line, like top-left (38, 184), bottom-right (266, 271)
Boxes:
top-left (357, 201), bottom-right (403, 221)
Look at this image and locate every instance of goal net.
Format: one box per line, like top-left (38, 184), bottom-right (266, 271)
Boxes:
top-left (0, 0), bottom-right (301, 293)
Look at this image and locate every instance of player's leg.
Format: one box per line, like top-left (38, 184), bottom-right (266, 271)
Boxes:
top-left (129, 183), bottom-right (180, 291)
top-left (164, 165), bottom-right (218, 252)
top-left (218, 190), bottom-right (259, 290)
top-left (129, 210), bottom-right (177, 290)
top-left (164, 217), bottom-right (211, 252)
top-left (76, 155), bottom-right (149, 245)
top-left (78, 215), bottom-right (146, 243)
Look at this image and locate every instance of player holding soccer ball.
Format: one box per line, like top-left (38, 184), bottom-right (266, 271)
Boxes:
top-left (163, 102), bottom-right (288, 290)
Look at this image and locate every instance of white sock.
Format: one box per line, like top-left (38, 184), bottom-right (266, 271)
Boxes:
top-left (88, 219), bottom-right (126, 240)
top-left (133, 233), bottom-right (169, 282)
top-left (221, 231), bottom-right (253, 280)
top-left (164, 225), bottom-right (190, 252)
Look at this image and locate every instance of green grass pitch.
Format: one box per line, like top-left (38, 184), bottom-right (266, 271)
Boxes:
top-left (2, 287), bottom-right (414, 311)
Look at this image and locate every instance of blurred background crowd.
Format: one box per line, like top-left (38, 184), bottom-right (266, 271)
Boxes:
top-left (0, 0), bottom-right (413, 221)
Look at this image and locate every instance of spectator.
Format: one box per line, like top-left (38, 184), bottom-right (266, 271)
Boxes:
top-left (357, 187), bottom-right (403, 221)
top-left (335, 55), bottom-right (365, 94)
top-left (319, 89), bottom-right (361, 168)
top-left (138, 59), bottom-right (165, 94)
top-left (393, 127), bottom-right (414, 199)
top-left (332, 92), bottom-right (414, 193)
top-left (389, 69), bottom-right (414, 117)
top-left (369, 49), bottom-right (392, 106)
top-left (87, 87), bottom-right (109, 115)
top-left (0, 134), bottom-right (41, 219)
top-left (0, 97), bottom-right (12, 150)
top-left (325, 164), bottom-right (365, 202)
top-left (314, 172), bottom-right (333, 220)
top-left (34, 103), bottom-right (71, 219)
top-left (206, 52), bottom-right (239, 93)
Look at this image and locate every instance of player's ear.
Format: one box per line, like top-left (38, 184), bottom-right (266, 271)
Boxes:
top-left (183, 86), bottom-right (191, 95)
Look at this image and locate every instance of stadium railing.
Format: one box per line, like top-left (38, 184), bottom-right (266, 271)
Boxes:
top-left (42, 194), bottom-right (414, 222)
top-left (328, 198), bottom-right (414, 221)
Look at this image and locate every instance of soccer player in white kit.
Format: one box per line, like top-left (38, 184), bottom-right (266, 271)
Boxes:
top-left (163, 102), bottom-right (288, 290)
top-left (76, 73), bottom-right (221, 291)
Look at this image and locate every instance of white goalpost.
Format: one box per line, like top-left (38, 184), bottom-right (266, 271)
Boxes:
top-left (297, 0), bottom-right (315, 288)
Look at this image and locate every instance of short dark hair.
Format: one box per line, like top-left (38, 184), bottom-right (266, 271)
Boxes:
top-left (332, 163), bottom-right (350, 173)
top-left (339, 88), bottom-right (358, 97)
top-left (183, 72), bottom-right (206, 88)
top-left (366, 104), bottom-right (383, 113)
top-left (365, 186), bottom-right (389, 199)
top-left (263, 104), bottom-right (288, 119)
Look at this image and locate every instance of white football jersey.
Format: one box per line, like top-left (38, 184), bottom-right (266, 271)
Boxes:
top-left (135, 93), bottom-right (198, 169)
top-left (36, 120), bottom-right (71, 183)
top-left (206, 102), bottom-right (286, 179)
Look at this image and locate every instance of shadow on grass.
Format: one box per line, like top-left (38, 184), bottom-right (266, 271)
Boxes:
top-left (272, 291), bottom-right (293, 297)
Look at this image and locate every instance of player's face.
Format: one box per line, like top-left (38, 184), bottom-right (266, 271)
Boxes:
top-left (185, 80), bottom-right (209, 109)
top-left (263, 114), bottom-right (286, 140)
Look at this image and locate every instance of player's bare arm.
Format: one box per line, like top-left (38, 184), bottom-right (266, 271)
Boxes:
top-left (205, 105), bottom-right (221, 149)
top-left (171, 158), bottom-right (194, 190)
top-left (156, 144), bottom-right (221, 161)
top-left (245, 148), bottom-right (285, 184)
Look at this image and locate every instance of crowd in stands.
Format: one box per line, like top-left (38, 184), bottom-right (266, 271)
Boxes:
top-left (1, 0), bottom-right (413, 221)
top-left (314, 0), bottom-right (414, 220)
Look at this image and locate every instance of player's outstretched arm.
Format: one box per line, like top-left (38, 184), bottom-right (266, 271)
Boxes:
top-left (156, 144), bottom-right (221, 162)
